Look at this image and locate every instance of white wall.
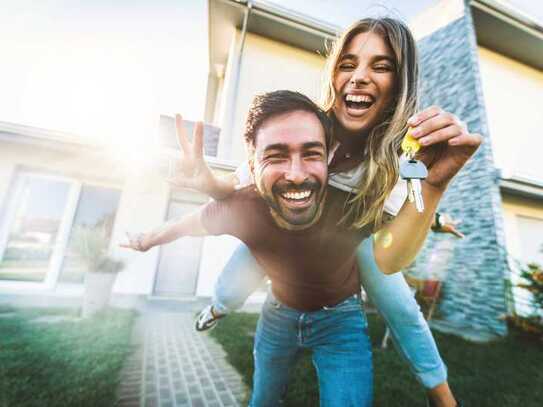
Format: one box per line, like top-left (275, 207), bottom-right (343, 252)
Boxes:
top-left (478, 47), bottom-right (543, 181)
top-left (111, 173), bottom-right (170, 295)
top-left (196, 235), bottom-right (243, 297)
top-left (223, 32), bottom-right (326, 162)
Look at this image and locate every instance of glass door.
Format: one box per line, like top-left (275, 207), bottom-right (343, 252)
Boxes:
top-left (56, 184), bottom-right (121, 291)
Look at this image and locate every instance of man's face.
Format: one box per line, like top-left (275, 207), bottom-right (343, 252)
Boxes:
top-left (250, 110), bottom-right (328, 230)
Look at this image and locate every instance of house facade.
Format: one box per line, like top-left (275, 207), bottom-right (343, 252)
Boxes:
top-left (1, 0), bottom-right (542, 339)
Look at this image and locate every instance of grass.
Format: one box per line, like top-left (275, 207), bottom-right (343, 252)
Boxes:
top-left (0, 305), bottom-right (137, 407)
top-left (210, 312), bottom-right (543, 407)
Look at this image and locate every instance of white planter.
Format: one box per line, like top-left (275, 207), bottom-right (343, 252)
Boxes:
top-left (82, 272), bottom-right (117, 318)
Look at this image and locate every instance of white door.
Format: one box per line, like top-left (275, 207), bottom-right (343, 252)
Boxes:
top-left (153, 201), bottom-right (203, 297)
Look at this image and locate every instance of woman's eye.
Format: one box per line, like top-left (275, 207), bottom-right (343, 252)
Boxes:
top-left (338, 63), bottom-right (355, 70)
top-left (374, 65), bottom-right (393, 72)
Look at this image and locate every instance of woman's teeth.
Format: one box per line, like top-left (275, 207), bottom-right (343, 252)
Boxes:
top-left (345, 94), bottom-right (374, 110)
top-left (345, 94), bottom-right (373, 103)
top-left (281, 190), bottom-right (311, 201)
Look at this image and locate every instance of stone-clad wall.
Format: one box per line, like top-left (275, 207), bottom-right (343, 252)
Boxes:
top-left (409, 5), bottom-right (509, 338)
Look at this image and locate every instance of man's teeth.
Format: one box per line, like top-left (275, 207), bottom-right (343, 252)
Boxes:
top-left (282, 190), bottom-right (311, 200)
top-left (345, 94), bottom-right (373, 103)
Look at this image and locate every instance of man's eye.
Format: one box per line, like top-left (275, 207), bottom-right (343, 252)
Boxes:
top-left (266, 154), bottom-right (286, 160)
top-left (305, 151), bottom-right (324, 159)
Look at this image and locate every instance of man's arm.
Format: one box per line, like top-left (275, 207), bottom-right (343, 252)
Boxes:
top-left (120, 208), bottom-right (208, 252)
top-left (166, 115), bottom-right (238, 200)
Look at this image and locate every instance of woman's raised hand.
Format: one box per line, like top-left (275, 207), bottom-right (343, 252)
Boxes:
top-left (407, 106), bottom-right (482, 191)
top-left (166, 114), bottom-right (219, 195)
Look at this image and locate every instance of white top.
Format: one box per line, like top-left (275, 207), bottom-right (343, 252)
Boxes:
top-left (235, 149), bottom-right (408, 216)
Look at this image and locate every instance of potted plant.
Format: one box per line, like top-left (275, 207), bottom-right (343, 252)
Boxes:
top-left (72, 225), bottom-right (124, 318)
top-left (508, 261), bottom-right (543, 339)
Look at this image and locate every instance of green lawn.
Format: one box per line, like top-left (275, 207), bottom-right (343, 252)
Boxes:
top-left (0, 305), bottom-right (136, 407)
top-left (210, 313), bottom-right (543, 406)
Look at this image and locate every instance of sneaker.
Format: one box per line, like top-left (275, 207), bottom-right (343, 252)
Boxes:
top-left (195, 305), bottom-right (225, 332)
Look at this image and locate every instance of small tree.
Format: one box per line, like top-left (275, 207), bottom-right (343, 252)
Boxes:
top-left (71, 225), bottom-right (124, 274)
top-left (518, 262), bottom-right (543, 313)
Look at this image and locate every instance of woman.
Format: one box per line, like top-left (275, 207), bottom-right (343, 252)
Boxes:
top-left (134, 17), bottom-right (479, 406)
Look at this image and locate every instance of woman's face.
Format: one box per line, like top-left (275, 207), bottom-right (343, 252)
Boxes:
top-left (332, 30), bottom-right (397, 136)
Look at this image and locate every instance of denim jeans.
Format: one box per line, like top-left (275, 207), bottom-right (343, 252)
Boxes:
top-left (213, 238), bottom-right (447, 389)
top-left (250, 291), bottom-right (372, 407)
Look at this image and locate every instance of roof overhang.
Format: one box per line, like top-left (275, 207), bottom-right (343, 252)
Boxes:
top-left (471, 0), bottom-right (543, 70)
top-left (208, 0), bottom-right (339, 69)
top-left (500, 175), bottom-right (543, 201)
top-left (0, 121), bottom-right (99, 154)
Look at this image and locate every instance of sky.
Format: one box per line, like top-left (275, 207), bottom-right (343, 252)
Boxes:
top-left (0, 0), bottom-right (208, 148)
top-left (0, 0), bottom-right (541, 150)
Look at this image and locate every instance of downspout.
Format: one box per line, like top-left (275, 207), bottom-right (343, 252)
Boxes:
top-left (223, 0), bottom-right (252, 160)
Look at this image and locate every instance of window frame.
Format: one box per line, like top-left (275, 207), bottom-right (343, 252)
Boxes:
top-left (0, 169), bottom-right (121, 292)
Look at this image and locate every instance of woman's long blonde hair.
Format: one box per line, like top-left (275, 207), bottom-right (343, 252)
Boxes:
top-left (321, 18), bottom-right (420, 231)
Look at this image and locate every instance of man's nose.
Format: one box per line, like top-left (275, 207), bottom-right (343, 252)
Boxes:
top-left (284, 158), bottom-right (308, 184)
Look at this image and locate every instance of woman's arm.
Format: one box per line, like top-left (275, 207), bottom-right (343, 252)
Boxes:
top-left (374, 182), bottom-right (443, 274)
top-left (374, 106), bottom-right (481, 274)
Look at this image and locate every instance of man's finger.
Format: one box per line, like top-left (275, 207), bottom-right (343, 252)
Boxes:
top-left (451, 228), bottom-right (465, 238)
top-left (193, 121), bottom-right (204, 158)
top-left (175, 114), bottom-right (191, 155)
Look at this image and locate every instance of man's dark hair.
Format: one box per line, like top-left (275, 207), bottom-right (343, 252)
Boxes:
top-left (244, 90), bottom-right (331, 150)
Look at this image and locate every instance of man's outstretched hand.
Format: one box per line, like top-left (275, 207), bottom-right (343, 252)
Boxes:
top-left (119, 232), bottom-right (152, 252)
top-left (433, 213), bottom-right (465, 238)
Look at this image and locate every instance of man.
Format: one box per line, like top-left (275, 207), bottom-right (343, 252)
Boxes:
top-left (123, 90), bottom-right (374, 405)
top-left (123, 90), bottom-right (477, 406)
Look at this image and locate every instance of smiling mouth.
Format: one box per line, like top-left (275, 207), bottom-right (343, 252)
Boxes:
top-left (279, 190), bottom-right (314, 207)
top-left (344, 94), bottom-right (374, 112)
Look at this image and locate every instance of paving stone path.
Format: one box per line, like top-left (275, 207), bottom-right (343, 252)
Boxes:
top-left (117, 311), bottom-right (248, 407)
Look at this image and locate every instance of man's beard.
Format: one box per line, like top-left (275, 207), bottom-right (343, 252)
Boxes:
top-left (259, 179), bottom-right (325, 229)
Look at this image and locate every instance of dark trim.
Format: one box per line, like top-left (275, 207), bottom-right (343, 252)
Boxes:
top-left (500, 177), bottom-right (543, 200)
top-left (471, 0), bottom-right (543, 70)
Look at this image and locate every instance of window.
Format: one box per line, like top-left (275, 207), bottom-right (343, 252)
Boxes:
top-left (517, 215), bottom-right (543, 265)
top-left (512, 215), bottom-right (543, 317)
top-left (0, 174), bottom-right (71, 282)
top-left (57, 185), bottom-right (121, 286)
top-left (0, 171), bottom-right (121, 288)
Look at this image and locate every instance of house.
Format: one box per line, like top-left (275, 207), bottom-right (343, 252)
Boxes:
top-left (0, 118), bottom-right (242, 302)
top-left (1, 0), bottom-right (542, 340)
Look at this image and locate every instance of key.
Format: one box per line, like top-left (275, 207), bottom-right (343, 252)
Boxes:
top-left (400, 127), bottom-right (427, 213)
top-left (401, 128), bottom-right (421, 159)
top-left (400, 159), bottom-right (427, 212)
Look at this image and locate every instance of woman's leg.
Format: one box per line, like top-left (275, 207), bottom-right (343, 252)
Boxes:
top-left (357, 237), bottom-right (447, 389)
top-left (212, 242), bottom-right (267, 314)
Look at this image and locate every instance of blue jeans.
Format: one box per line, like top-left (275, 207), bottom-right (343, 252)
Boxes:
top-left (213, 238), bottom-right (447, 389)
top-left (251, 291), bottom-right (372, 407)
